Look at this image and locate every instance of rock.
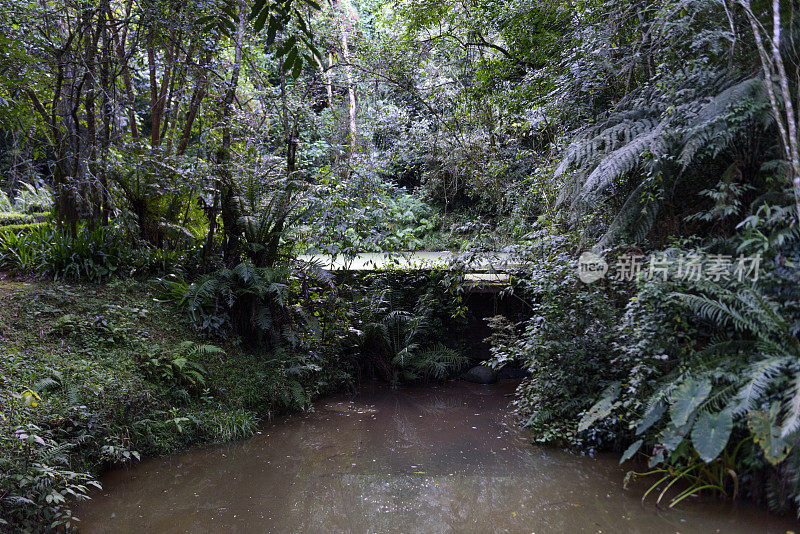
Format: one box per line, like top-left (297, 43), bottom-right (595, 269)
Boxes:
top-left (461, 365), bottom-right (498, 384)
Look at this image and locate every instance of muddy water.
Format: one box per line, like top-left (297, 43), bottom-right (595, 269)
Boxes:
top-left (78, 381), bottom-right (796, 533)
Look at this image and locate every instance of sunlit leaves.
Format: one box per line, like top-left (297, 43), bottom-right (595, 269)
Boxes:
top-left (749, 405), bottom-right (793, 465)
top-left (248, 0), bottom-right (321, 78)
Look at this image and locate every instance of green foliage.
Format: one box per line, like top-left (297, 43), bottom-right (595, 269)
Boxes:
top-left (0, 222), bottom-right (48, 236)
top-left (0, 190), bottom-right (12, 212)
top-left (141, 342), bottom-right (222, 390)
top-left (691, 410), bottom-right (733, 463)
top-left (0, 224), bottom-right (187, 281)
top-left (393, 343), bottom-right (467, 382)
top-left (485, 237), bottom-right (628, 447)
top-left (0, 227), bottom-right (46, 272)
top-left (0, 422), bottom-right (101, 531)
top-left (163, 260), bottom-right (297, 345)
top-left (39, 226), bottom-right (132, 282)
top-left (303, 176), bottom-right (440, 253)
top-left (670, 378), bottom-right (712, 428)
top-left (343, 270), bottom-right (468, 383)
top-left (11, 181), bottom-right (52, 214)
top-left (483, 315), bottom-right (518, 369)
top-left (570, 233), bottom-right (800, 512)
top-left (0, 212), bottom-right (27, 226)
top-left (1, 0), bottom-right (798, 523)
top-left (0, 280), bottom-right (349, 530)
top-left (749, 406), bottom-right (792, 465)
top-left (247, 0), bottom-right (322, 77)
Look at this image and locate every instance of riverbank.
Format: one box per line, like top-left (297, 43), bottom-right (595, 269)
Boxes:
top-left (0, 278), bottom-right (349, 530)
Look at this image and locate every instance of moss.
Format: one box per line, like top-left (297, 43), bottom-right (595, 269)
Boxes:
top-left (0, 279), bottom-right (343, 530)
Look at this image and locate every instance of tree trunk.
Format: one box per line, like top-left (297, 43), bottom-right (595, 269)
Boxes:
top-left (212, 0), bottom-right (247, 265)
top-left (335, 0), bottom-right (358, 175)
top-left (109, 0), bottom-right (139, 141)
top-left (741, 0), bottom-right (800, 223)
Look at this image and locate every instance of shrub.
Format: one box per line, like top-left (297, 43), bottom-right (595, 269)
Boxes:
top-left (0, 223), bottom-right (188, 281)
top-left (0, 212), bottom-right (26, 226)
top-left (0, 190), bottom-right (12, 212)
top-left (139, 342), bottom-right (222, 391)
top-left (0, 222), bottom-right (48, 236)
top-left (161, 260), bottom-right (295, 345)
top-left (506, 247), bottom-right (627, 447)
top-left (0, 212), bottom-right (48, 227)
top-left (12, 182), bottom-right (53, 214)
top-left (343, 270), bottom-right (468, 382)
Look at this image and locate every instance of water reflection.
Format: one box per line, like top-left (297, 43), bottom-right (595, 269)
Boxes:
top-left (77, 381), bottom-right (795, 533)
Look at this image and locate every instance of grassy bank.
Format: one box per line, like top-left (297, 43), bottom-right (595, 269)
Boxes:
top-left (0, 278), bottom-right (349, 531)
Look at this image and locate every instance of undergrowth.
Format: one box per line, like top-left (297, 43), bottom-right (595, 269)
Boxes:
top-left (0, 279), bottom-right (346, 531)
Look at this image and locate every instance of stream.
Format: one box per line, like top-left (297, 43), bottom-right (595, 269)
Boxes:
top-left (77, 381), bottom-right (796, 533)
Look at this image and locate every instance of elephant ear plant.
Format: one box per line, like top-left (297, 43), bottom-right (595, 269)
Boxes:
top-left (579, 274), bottom-right (800, 508)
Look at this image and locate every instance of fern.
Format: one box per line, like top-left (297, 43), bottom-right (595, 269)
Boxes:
top-left (731, 356), bottom-right (787, 415)
top-left (782, 371), bottom-right (800, 437)
top-left (679, 77), bottom-right (769, 166)
top-left (670, 280), bottom-right (800, 455)
top-left (555, 67), bottom-right (772, 246)
top-left (396, 343), bottom-right (468, 380)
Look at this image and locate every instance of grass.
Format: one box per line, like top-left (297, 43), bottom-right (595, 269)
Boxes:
top-left (0, 277), bottom-right (338, 531)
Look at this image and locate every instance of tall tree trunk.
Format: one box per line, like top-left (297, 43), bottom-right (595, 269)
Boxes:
top-left (177, 49), bottom-right (213, 156)
top-left (314, 51), bottom-right (333, 107)
top-left (741, 0), bottom-right (800, 223)
top-left (83, 6), bottom-right (104, 224)
top-left (207, 0), bottom-right (246, 266)
top-left (109, 0), bottom-right (139, 141)
top-left (335, 0), bottom-right (358, 175)
top-left (100, 4), bottom-right (112, 225)
top-left (148, 26), bottom-right (177, 148)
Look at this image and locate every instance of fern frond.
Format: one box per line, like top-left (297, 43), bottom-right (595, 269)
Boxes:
top-left (732, 356), bottom-right (788, 415)
top-left (33, 373), bottom-right (63, 393)
top-left (582, 121), bottom-right (668, 197)
top-left (781, 370), bottom-right (800, 437)
top-left (679, 77), bottom-right (767, 167)
top-left (233, 260), bottom-right (257, 284)
top-left (674, 292), bottom-right (760, 335)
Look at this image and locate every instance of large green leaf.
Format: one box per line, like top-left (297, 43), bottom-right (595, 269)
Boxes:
top-left (691, 410), bottom-right (733, 463)
top-left (620, 439), bottom-right (643, 464)
top-left (636, 399), bottom-right (666, 435)
top-left (749, 405), bottom-right (792, 465)
top-left (670, 377), bottom-right (711, 427)
top-left (276, 36), bottom-right (297, 57)
top-left (659, 418), bottom-right (694, 452)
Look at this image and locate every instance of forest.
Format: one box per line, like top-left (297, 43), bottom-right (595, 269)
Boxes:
top-left (0, 0), bottom-right (799, 531)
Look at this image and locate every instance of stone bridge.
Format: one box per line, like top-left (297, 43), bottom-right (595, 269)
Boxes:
top-left (297, 251), bottom-right (521, 292)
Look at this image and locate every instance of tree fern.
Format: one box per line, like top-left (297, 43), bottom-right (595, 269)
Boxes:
top-left (555, 66), bottom-right (772, 246)
top-left (679, 77), bottom-right (769, 166)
